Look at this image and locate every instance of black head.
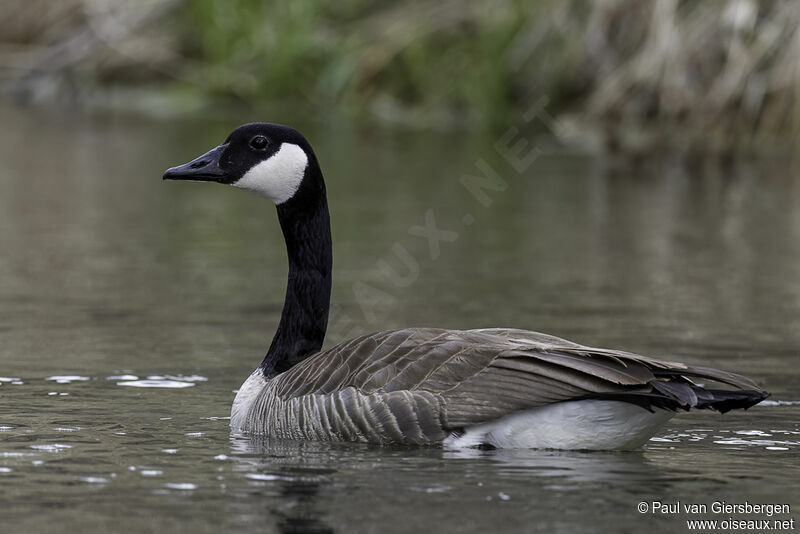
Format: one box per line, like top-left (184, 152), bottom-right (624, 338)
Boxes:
top-left (163, 122), bottom-right (320, 205)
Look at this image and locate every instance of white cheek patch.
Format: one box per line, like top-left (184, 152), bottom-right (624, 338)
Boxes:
top-left (234, 143), bottom-right (308, 204)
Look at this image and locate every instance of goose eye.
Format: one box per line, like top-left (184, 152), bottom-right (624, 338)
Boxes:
top-left (250, 135), bottom-right (269, 150)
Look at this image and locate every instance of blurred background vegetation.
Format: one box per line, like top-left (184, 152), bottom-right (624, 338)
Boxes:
top-left (2, 0), bottom-right (799, 151)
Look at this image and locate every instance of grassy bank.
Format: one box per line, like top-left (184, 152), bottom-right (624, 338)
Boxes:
top-left (3, 0), bottom-right (800, 150)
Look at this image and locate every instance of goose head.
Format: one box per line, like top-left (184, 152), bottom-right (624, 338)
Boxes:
top-left (163, 122), bottom-right (322, 205)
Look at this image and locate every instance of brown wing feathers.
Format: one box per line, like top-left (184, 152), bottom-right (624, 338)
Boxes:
top-left (273, 328), bottom-right (768, 430)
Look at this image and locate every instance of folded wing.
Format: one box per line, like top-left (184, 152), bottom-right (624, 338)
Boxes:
top-left (272, 328), bottom-right (768, 435)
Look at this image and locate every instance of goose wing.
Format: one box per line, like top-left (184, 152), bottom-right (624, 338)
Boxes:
top-left (273, 328), bottom-right (766, 433)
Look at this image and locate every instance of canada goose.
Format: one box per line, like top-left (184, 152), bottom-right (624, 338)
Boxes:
top-left (163, 122), bottom-right (768, 450)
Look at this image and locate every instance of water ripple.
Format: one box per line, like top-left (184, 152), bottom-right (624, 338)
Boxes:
top-left (29, 444), bottom-right (73, 452)
top-left (245, 473), bottom-right (292, 482)
top-left (45, 376), bottom-right (91, 384)
top-left (164, 482), bottom-right (197, 490)
top-left (116, 374), bottom-right (207, 389)
top-left (117, 380), bottom-right (195, 389)
top-left (759, 400), bottom-right (800, 406)
top-left (78, 476), bottom-right (109, 484)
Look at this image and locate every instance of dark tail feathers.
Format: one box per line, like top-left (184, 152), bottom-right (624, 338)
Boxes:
top-left (588, 373), bottom-right (768, 413)
top-left (649, 378), bottom-right (769, 413)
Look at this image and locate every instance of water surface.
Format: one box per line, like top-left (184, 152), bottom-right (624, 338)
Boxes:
top-left (0, 106), bottom-right (798, 533)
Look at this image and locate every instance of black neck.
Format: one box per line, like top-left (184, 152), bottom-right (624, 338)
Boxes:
top-left (260, 159), bottom-right (332, 377)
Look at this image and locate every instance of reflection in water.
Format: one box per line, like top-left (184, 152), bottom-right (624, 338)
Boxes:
top-left (275, 483), bottom-right (335, 534)
top-left (227, 433), bottom-right (668, 534)
top-left (442, 446), bottom-right (661, 486)
top-left (229, 436), bottom-right (337, 534)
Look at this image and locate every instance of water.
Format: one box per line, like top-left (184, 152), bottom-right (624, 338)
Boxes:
top-left (0, 105), bottom-right (798, 533)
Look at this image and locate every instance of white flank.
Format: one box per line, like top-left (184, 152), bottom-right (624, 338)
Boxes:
top-left (234, 143), bottom-right (308, 204)
top-left (231, 369), bottom-right (268, 431)
top-left (444, 400), bottom-right (675, 451)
